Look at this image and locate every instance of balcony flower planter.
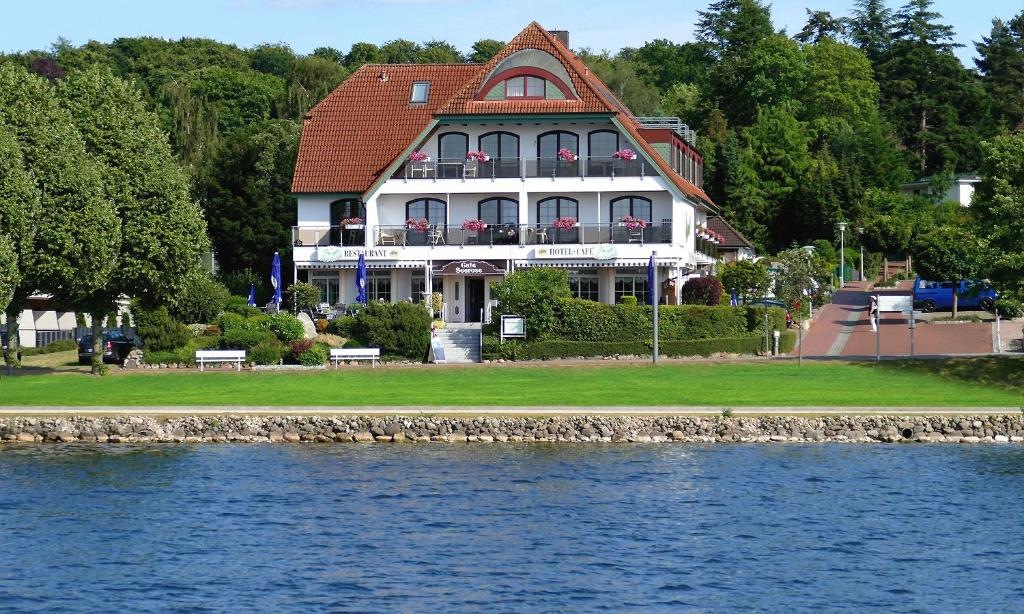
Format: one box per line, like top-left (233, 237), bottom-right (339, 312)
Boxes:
top-left (557, 147), bottom-right (578, 162)
top-left (612, 148), bottom-right (637, 161)
top-left (462, 219), bottom-right (487, 232)
top-left (340, 217), bottom-right (364, 230)
top-left (553, 217), bottom-right (578, 230)
top-left (466, 151), bottom-right (490, 162)
top-left (408, 151), bottom-right (430, 162)
top-left (406, 218), bottom-right (430, 232)
top-left (621, 215), bottom-right (648, 230)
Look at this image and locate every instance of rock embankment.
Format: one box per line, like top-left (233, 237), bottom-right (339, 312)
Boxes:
top-left (2, 415), bottom-right (1024, 444)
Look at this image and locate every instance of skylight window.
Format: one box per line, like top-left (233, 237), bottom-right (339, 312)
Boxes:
top-left (410, 81), bottom-right (430, 103)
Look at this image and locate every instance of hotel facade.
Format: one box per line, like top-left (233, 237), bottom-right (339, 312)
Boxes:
top-left (291, 24), bottom-right (722, 323)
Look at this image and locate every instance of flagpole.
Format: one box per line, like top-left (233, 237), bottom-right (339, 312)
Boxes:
top-left (651, 250), bottom-right (659, 364)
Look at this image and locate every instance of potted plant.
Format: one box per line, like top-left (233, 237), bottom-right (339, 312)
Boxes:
top-left (462, 219), bottom-right (487, 231)
top-left (466, 151), bottom-right (490, 162)
top-left (406, 218), bottom-right (430, 232)
top-left (612, 148), bottom-right (637, 161)
top-left (408, 150), bottom-right (430, 162)
top-left (340, 217), bottom-right (364, 230)
top-left (553, 216), bottom-right (578, 230)
top-left (621, 215), bottom-right (648, 230)
top-left (557, 147), bottom-right (578, 162)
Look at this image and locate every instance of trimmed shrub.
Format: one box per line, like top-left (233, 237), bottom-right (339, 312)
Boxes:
top-left (221, 326), bottom-right (274, 350)
top-left (145, 335), bottom-right (220, 366)
top-left (289, 338), bottom-right (315, 362)
top-left (327, 315), bottom-right (355, 336)
top-left (250, 337), bottom-right (286, 365)
top-left (286, 282), bottom-right (321, 312)
top-left (133, 306), bottom-right (190, 351)
top-left (521, 341), bottom-right (648, 360)
top-left (169, 270), bottom-right (230, 324)
top-left (20, 338), bottom-right (78, 357)
top-left (342, 338), bottom-right (364, 349)
top-left (995, 298), bottom-right (1022, 319)
top-left (741, 305), bottom-right (787, 335)
top-left (490, 268), bottom-right (571, 339)
top-left (680, 276), bottom-right (724, 306)
top-left (298, 344), bottom-right (329, 366)
top-left (315, 319), bottom-right (328, 333)
top-left (350, 301), bottom-right (430, 360)
top-left (267, 312), bottom-right (305, 343)
top-left (222, 295), bottom-right (262, 317)
top-left (482, 334), bottom-right (796, 361)
top-left (216, 312), bottom-right (247, 332)
top-left (619, 295), bottom-right (638, 307)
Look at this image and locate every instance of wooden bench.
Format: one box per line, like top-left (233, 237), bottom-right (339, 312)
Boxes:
top-left (330, 348), bottom-right (380, 368)
top-left (195, 350), bottom-right (246, 371)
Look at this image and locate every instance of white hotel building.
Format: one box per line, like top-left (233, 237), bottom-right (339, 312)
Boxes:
top-left (291, 24), bottom-right (721, 323)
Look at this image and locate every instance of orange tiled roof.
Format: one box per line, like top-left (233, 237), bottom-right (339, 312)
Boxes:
top-left (292, 63), bottom-right (479, 194)
top-left (292, 22), bottom-right (715, 208)
top-left (708, 216), bottom-right (754, 249)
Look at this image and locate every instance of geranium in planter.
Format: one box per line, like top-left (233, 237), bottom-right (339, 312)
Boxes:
top-left (612, 148), bottom-right (637, 161)
top-left (339, 217), bottom-right (364, 229)
top-left (466, 150), bottom-right (490, 162)
top-left (557, 147), bottom-right (578, 162)
top-left (408, 150), bottom-right (430, 162)
top-left (406, 217), bottom-right (430, 232)
top-left (553, 216), bottom-right (578, 230)
top-left (462, 219), bottom-right (487, 232)
top-left (621, 215), bottom-right (648, 230)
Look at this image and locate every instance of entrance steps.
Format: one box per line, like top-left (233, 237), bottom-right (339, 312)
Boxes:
top-left (434, 324), bottom-right (481, 363)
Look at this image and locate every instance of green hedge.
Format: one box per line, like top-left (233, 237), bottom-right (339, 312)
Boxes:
top-left (19, 338), bottom-right (78, 357)
top-left (483, 332), bottom-right (796, 361)
top-left (350, 301), bottom-right (430, 360)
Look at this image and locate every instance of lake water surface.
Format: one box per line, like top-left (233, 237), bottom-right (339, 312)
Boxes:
top-left (1, 444), bottom-right (1023, 613)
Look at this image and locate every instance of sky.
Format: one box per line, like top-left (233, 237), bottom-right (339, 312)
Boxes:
top-left (1, 0), bottom-right (1018, 64)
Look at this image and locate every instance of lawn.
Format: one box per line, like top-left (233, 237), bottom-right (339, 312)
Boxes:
top-left (0, 358), bottom-right (1022, 407)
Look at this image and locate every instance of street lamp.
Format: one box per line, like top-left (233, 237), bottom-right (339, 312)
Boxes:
top-left (857, 227), bottom-right (865, 283)
top-left (801, 245), bottom-right (815, 318)
top-left (838, 222), bottom-right (848, 288)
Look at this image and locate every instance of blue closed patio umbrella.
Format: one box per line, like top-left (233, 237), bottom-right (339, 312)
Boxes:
top-left (270, 251), bottom-right (282, 306)
top-left (247, 284), bottom-right (257, 307)
top-left (356, 253), bottom-right (368, 304)
top-left (731, 288), bottom-right (739, 307)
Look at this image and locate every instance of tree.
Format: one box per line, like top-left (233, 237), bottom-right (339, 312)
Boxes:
top-left (197, 119), bottom-right (300, 285)
top-left (417, 40), bottom-right (464, 64)
top-left (913, 225), bottom-right (987, 317)
top-left (773, 247), bottom-right (835, 313)
top-left (287, 56), bottom-right (346, 118)
top-left (719, 259), bottom-right (771, 301)
top-left (380, 39), bottom-right (420, 64)
top-left (469, 39), bottom-right (504, 64)
top-left (0, 65), bottom-right (119, 370)
top-left (344, 42), bottom-right (382, 70)
top-left (847, 0), bottom-right (894, 65)
top-left (626, 39), bottom-right (711, 91)
top-left (714, 34), bottom-right (808, 126)
top-left (0, 127), bottom-right (40, 327)
top-left (975, 12), bottom-right (1024, 131)
top-left (697, 0), bottom-right (775, 60)
top-left (311, 46), bottom-right (345, 64)
top-left (796, 10), bottom-right (847, 44)
top-left (576, 50), bottom-right (661, 115)
top-left (249, 43), bottom-right (296, 80)
top-left (971, 131), bottom-right (1024, 310)
top-left (59, 66), bottom-right (209, 372)
top-left (490, 268), bottom-right (570, 340)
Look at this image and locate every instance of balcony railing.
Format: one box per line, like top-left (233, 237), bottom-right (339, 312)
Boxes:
top-left (292, 225), bottom-right (366, 247)
top-left (398, 156), bottom-right (651, 181)
top-left (373, 223), bottom-right (672, 247)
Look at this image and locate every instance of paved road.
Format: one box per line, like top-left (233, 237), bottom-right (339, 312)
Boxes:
top-left (0, 406), bottom-right (1019, 416)
top-left (798, 281), bottom-right (872, 356)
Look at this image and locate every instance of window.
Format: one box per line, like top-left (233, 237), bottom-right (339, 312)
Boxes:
top-left (569, 270), bottom-right (599, 302)
top-left (479, 131), bottom-right (520, 177)
top-left (438, 132), bottom-right (468, 161)
top-left (367, 270), bottom-right (391, 302)
top-left (410, 81), bottom-right (430, 103)
top-left (406, 198), bottom-right (446, 224)
top-left (478, 198), bottom-right (519, 225)
top-left (610, 196), bottom-right (652, 222)
top-left (588, 130), bottom-right (618, 159)
top-left (412, 273), bottom-right (443, 304)
top-left (310, 274), bottom-right (340, 306)
top-left (506, 76), bottom-right (525, 97)
top-left (538, 131), bottom-right (578, 158)
top-left (504, 75), bottom-right (547, 98)
top-left (615, 269), bottom-right (649, 304)
top-left (537, 197), bottom-right (578, 226)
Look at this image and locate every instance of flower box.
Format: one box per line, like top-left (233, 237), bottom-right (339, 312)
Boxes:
top-left (612, 148), bottom-right (637, 161)
top-left (557, 147), bottom-right (578, 162)
top-left (621, 215), bottom-right (648, 230)
top-left (408, 151), bottom-right (430, 162)
top-left (462, 219), bottom-right (487, 231)
top-left (340, 217), bottom-right (364, 229)
top-left (553, 217), bottom-right (578, 230)
top-left (406, 218), bottom-right (430, 232)
top-left (466, 151), bottom-right (490, 162)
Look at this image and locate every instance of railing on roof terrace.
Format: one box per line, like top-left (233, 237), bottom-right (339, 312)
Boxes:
top-left (373, 223), bottom-right (672, 247)
top-left (635, 117), bottom-right (697, 144)
top-left (292, 225), bottom-right (366, 247)
top-left (398, 156), bottom-right (651, 181)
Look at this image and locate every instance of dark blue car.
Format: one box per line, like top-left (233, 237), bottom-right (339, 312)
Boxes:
top-left (913, 277), bottom-right (997, 313)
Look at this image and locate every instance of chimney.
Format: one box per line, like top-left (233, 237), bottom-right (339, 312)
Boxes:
top-left (549, 29), bottom-right (569, 48)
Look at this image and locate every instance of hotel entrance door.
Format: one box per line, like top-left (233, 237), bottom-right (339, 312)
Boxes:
top-left (466, 278), bottom-right (485, 323)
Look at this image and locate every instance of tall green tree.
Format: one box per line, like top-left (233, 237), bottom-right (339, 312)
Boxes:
top-left (975, 12), bottom-right (1024, 131)
top-left (847, 0), bottom-right (894, 65)
top-left (696, 0), bottom-right (775, 60)
top-left (0, 64), bottom-right (119, 369)
top-left (287, 56), bottom-right (346, 118)
top-left (469, 39), bottom-right (504, 63)
top-left (971, 131), bottom-right (1024, 309)
top-left (576, 50), bottom-right (662, 115)
top-left (913, 225), bottom-right (987, 317)
top-left (418, 40), bottom-right (464, 64)
top-left (714, 34), bottom-right (807, 126)
top-left (796, 10), bottom-right (847, 44)
top-left (344, 42), bottom-right (382, 70)
top-left (0, 127), bottom-right (39, 321)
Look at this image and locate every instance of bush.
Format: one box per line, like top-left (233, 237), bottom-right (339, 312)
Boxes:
top-left (350, 301), bottom-right (430, 360)
top-left (490, 268), bottom-right (571, 339)
top-left (218, 268), bottom-right (264, 301)
top-left (145, 335), bottom-right (220, 366)
top-left (133, 306), bottom-right (190, 351)
top-left (19, 338), bottom-right (78, 357)
top-left (995, 298), bottom-right (1023, 319)
top-left (289, 338), bottom-right (315, 362)
top-left (315, 333), bottom-right (346, 348)
top-left (222, 295), bottom-right (262, 317)
top-left (221, 326), bottom-right (274, 350)
top-left (250, 337), bottom-right (286, 365)
top-left (267, 312), bottom-right (305, 343)
top-left (680, 276), bottom-right (724, 306)
top-left (315, 319), bottom-right (328, 333)
top-left (328, 315), bottom-right (355, 336)
top-left (286, 282), bottom-right (321, 312)
top-left (481, 334), bottom-right (796, 361)
top-left (169, 270), bottom-right (230, 324)
top-left (298, 344), bottom-right (329, 366)
top-left (619, 295), bottom-right (638, 307)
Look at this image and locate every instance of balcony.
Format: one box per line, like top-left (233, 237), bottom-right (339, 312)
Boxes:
top-left (373, 223), bottom-right (672, 247)
top-left (397, 156), bottom-right (651, 181)
top-left (292, 225), bottom-right (365, 247)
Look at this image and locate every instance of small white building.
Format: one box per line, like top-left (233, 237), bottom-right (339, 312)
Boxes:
top-left (899, 174), bottom-right (981, 207)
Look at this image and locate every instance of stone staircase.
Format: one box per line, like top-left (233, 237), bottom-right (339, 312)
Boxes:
top-left (433, 324), bottom-right (481, 364)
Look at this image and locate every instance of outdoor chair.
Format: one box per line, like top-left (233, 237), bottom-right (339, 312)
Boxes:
top-left (463, 159), bottom-right (478, 178)
top-left (379, 228), bottom-right (404, 246)
top-left (628, 227), bottom-right (644, 243)
top-left (428, 225), bottom-right (446, 245)
top-left (409, 161), bottom-right (432, 178)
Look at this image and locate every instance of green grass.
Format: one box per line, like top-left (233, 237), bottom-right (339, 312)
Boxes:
top-left (1, 358), bottom-right (1022, 407)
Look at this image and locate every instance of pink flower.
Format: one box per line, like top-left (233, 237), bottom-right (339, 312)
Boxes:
top-left (462, 219), bottom-right (487, 231)
top-left (553, 217), bottom-right (577, 230)
top-left (408, 150), bottom-right (429, 162)
top-left (466, 150), bottom-right (490, 162)
top-left (406, 218), bottom-right (429, 232)
top-left (558, 147), bottom-right (577, 162)
top-left (612, 148), bottom-right (637, 161)
top-left (622, 215), bottom-right (648, 230)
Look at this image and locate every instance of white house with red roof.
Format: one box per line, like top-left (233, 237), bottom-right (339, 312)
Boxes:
top-left (291, 24), bottom-right (719, 323)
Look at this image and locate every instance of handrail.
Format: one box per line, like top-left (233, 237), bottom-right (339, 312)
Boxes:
top-left (397, 155), bottom-right (650, 180)
top-left (371, 223), bottom-right (673, 247)
top-left (479, 308), bottom-right (484, 362)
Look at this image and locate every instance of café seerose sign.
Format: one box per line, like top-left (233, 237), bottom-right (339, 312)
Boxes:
top-left (432, 260), bottom-right (506, 276)
top-left (533, 244), bottom-right (618, 260)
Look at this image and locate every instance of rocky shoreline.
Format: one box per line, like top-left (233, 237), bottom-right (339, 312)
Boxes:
top-left (2, 414), bottom-right (1024, 444)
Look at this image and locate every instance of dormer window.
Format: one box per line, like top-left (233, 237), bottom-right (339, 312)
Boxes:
top-left (478, 67), bottom-right (573, 101)
top-left (410, 81), bottom-right (430, 103)
top-left (506, 76), bottom-right (546, 98)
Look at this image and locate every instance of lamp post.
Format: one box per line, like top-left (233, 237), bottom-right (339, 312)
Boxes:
top-left (857, 227), bottom-right (864, 283)
top-left (801, 245), bottom-right (814, 318)
top-left (838, 221), bottom-right (847, 288)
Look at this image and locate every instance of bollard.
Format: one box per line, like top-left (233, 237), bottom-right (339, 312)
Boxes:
top-left (772, 330), bottom-right (780, 356)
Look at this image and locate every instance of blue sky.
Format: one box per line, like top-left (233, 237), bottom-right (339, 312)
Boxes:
top-left (2, 0), bottom-right (1018, 64)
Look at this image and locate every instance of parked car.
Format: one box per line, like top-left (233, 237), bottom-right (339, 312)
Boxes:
top-left (78, 331), bottom-right (135, 365)
top-left (913, 277), bottom-right (997, 313)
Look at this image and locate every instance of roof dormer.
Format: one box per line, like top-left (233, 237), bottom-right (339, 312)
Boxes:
top-left (475, 49), bottom-right (578, 101)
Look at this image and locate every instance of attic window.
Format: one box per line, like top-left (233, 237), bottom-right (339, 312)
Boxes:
top-left (410, 81), bottom-right (430, 103)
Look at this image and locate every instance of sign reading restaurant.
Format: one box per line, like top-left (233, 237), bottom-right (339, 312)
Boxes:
top-left (318, 247), bottom-right (401, 262)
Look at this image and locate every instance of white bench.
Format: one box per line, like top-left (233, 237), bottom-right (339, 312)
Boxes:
top-left (330, 348), bottom-right (380, 368)
top-left (195, 350), bottom-right (246, 371)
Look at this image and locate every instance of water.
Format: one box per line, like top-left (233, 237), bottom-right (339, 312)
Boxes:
top-left (1, 444), bottom-right (1023, 613)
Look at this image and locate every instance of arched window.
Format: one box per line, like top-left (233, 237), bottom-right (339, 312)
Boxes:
top-left (438, 132), bottom-right (468, 178)
top-left (537, 196), bottom-right (578, 226)
top-left (610, 196), bottom-right (652, 222)
top-left (406, 198), bottom-right (446, 224)
top-left (538, 131), bottom-right (579, 178)
top-left (479, 131), bottom-right (520, 178)
top-left (588, 130), bottom-right (618, 158)
top-left (478, 198), bottom-right (519, 225)
top-left (477, 66), bottom-right (574, 101)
